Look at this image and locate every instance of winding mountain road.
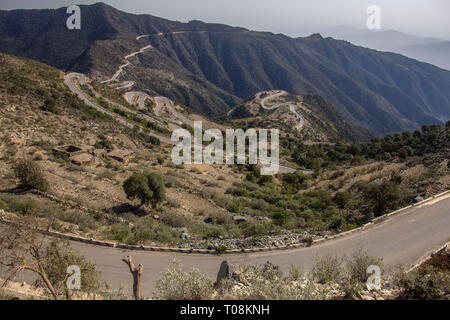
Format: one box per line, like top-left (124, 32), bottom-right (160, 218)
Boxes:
top-left (103, 31), bottom-right (220, 88)
top-left (228, 91), bottom-right (305, 132)
top-left (64, 73), bottom-right (173, 144)
top-left (124, 91), bottom-right (151, 110)
top-left (65, 73), bottom-right (299, 174)
top-left (101, 36), bottom-right (153, 86)
top-left (67, 193), bottom-right (450, 296)
top-left (154, 96), bottom-right (193, 127)
top-left (258, 91), bottom-right (305, 131)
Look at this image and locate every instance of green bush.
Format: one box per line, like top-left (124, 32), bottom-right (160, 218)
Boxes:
top-left (397, 266), bottom-right (450, 300)
top-left (242, 222), bottom-right (270, 237)
top-left (59, 211), bottom-right (97, 232)
top-left (146, 172), bottom-right (166, 206)
top-left (9, 197), bottom-right (39, 215)
top-left (281, 171), bottom-right (309, 193)
top-left (328, 214), bottom-right (345, 230)
top-left (155, 261), bottom-right (215, 300)
top-left (226, 187), bottom-right (249, 197)
top-left (333, 191), bottom-right (351, 208)
top-left (41, 97), bottom-right (60, 114)
top-left (162, 213), bottom-right (188, 228)
top-left (13, 158), bottom-right (49, 191)
top-left (346, 249), bottom-right (384, 283)
top-left (362, 174), bottom-right (404, 215)
top-left (147, 135), bottom-right (161, 146)
top-left (250, 198), bottom-right (268, 211)
top-left (257, 175), bottom-right (273, 185)
top-left (272, 209), bottom-right (290, 225)
top-left (109, 221), bottom-right (178, 245)
top-left (226, 202), bottom-right (239, 213)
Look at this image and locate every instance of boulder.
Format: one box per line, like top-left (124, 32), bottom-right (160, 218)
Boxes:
top-left (233, 215), bottom-right (248, 223)
top-left (204, 217), bottom-right (213, 224)
top-left (215, 260), bottom-right (233, 287)
top-left (180, 232), bottom-right (190, 240)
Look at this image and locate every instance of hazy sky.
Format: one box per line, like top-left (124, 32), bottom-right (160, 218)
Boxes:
top-left (1, 0), bottom-right (449, 40)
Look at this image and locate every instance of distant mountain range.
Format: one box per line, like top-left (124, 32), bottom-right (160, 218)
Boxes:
top-left (320, 26), bottom-right (450, 71)
top-left (1, 3), bottom-right (449, 135)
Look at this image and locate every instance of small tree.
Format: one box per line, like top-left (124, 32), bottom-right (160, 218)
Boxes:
top-left (146, 172), bottom-right (166, 207)
top-left (123, 173), bottom-right (153, 208)
top-left (0, 216), bottom-right (101, 299)
top-left (123, 172), bottom-right (166, 209)
top-left (43, 241), bottom-right (102, 298)
top-left (13, 158), bottom-right (49, 192)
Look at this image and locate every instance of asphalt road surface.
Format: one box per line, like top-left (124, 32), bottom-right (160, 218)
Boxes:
top-left (64, 194), bottom-right (450, 296)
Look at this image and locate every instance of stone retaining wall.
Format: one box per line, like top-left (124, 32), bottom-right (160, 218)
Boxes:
top-left (407, 242), bottom-right (449, 273)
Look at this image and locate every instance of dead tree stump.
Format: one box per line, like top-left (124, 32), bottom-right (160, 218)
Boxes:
top-left (122, 255), bottom-right (143, 300)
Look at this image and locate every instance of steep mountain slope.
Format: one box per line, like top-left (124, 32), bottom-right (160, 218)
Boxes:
top-left (1, 3), bottom-right (449, 135)
top-left (227, 91), bottom-right (374, 142)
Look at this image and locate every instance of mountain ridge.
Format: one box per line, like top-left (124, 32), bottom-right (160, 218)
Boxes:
top-left (319, 26), bottom-right (450, 71)
top-left (1, 3), bottom-right (449, 135)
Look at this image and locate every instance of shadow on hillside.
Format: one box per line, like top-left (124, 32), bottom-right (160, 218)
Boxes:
top-left (104, 203), bottom-right (149, 217)
top-left (0, 187), bottom-right (30, 195)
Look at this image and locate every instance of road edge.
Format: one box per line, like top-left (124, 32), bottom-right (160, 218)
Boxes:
top-left (1, 190), bottom-right (448, 255)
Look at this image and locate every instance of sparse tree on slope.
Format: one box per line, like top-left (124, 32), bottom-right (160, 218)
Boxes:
top-left (123, 172), bottom-right (165, 209)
